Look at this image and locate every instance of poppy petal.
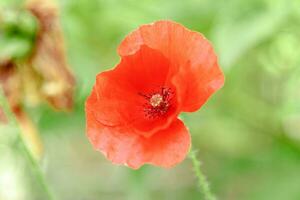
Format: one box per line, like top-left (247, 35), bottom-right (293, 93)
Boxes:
top-left (118, 20), bottom-right (224, 112)
top-left (86, 106), bottom-right (190, 169)
top-left (132, 118), bottom-right (191, 168)
top-left (87, 45), bottom-right (180, 136)
top-left (174, 61), bottom-right (224, 112)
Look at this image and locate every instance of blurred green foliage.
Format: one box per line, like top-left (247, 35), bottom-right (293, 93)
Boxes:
top-left (0, 6), bottom-right (37, 61)
top-left (1, 0), bottom-right (300, 200)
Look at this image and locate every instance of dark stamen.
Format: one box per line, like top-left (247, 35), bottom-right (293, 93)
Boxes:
top-left (139, 86), bottom-right (174, 119)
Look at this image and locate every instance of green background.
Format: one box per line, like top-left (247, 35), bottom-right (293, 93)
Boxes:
top-left (1, 0), bottom-right (300, 199)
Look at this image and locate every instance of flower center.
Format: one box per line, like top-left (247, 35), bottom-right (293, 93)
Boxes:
top-left (139, 87), bottom-right (174, 119)
top-left (150, 94), bottom-right (163, 107)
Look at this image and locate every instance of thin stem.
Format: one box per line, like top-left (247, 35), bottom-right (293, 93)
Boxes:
top-left (0, 89), bottom-right (54, 200)
top-left (18, 134), bottom-right (55, 200)
top-left (189, 148), bottom-right (216, 200)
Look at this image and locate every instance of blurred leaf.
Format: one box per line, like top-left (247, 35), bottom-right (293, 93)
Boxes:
top-left (0, 37), bottom-right (32, 61)
top-left (0, 9), bottom-right (37, 60)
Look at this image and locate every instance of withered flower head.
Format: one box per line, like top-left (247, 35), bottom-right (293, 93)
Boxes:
top-left (0, 0), bottom-right (75, 160)
top-left (25, 0), bottom-right (75, 110)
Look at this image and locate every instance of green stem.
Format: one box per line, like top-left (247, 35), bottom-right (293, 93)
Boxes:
top-left (189, 148), bottom-right (216, 200)
top-left (0, 89), bottom-right (55, 200)
top-left (18, 134), bottom-right (55, 200)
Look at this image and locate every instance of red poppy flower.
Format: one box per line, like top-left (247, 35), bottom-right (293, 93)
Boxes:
top-left (85, 20), bottom-right (224, 169)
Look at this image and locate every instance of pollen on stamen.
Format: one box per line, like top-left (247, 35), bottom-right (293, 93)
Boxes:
top-left (139, 87), bottom-right (174, 119)
top-left (150, 94), bottom-right (163, 107)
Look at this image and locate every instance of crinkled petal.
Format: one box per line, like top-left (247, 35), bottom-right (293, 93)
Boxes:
top-left (86, 106), bottom-right (190, 169)
top-left (118, 20), bottom-right (224, 112)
